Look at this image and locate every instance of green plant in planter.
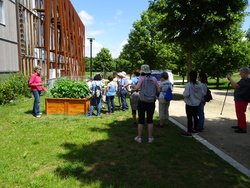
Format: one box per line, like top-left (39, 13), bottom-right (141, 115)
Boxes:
top-left (49, 79), bottom-right (91, 98)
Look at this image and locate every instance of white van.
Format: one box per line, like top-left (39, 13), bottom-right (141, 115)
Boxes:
top-left (151, 70), bottom-right (174, 85)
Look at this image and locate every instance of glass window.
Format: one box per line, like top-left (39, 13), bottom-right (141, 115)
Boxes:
top-left (0, 0), bottom-right (5, 25)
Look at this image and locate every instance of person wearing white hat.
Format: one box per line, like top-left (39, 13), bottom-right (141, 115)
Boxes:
top-left (117, 71), bottom-right (129, 111)
top-left (131, 64), bottom-right (160, 143)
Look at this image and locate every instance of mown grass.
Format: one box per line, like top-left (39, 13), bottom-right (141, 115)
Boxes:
top-left (0, 95), bottom-right (249, 188)
top-left (173, 73), bottom-right (241, 91)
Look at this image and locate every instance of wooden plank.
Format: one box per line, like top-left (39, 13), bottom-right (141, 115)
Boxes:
top-left (45, 98), bottom-right (90, 115)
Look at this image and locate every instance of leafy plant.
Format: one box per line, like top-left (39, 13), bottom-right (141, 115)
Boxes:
top-left (49, 79), bottom-right (91, 98)
top-left (0, 72), bottom-right (31, 104)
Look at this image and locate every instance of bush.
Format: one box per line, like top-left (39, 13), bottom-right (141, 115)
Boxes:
top-left (0, 72), bottom-right (31, 104)
top-left (49, 79), bottom-right (91, 99)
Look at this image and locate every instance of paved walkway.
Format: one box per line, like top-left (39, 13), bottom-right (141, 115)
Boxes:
top-left (156, 85), bottom-right (250, 178)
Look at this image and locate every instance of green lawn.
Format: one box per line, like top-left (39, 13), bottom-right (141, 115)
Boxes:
top-left (0, 96), bottom-right (249, 188)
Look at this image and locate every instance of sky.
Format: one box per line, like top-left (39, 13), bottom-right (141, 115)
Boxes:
top-left (70, 0), bottom-right (250, 58)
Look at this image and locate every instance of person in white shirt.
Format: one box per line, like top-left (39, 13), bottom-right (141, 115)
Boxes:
top-left (182, 71), bottom-right (203, 137)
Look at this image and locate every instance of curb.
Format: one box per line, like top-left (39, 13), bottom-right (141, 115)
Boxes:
top-left (169, 117), bottom-right (250, 178)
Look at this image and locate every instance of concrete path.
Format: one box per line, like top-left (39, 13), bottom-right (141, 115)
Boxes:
top-left (156, 85), bottom-right (250, 178)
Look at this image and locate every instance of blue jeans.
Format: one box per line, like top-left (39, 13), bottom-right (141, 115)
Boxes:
top-left (198, 100), bottom-right (206, 129)
top-left (106, 96), bottom-right (115, 113)
top-left (87, 97), bottom-right (102, 116)
top-left (32, 90), bottom-right (41, 116)
top-left (120, 89), bottom-right (128, 111)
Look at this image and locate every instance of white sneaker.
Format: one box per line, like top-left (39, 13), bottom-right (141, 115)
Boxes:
top-left (134, 136), bottom-right (142, 143)
top-left (148, 137), bottom-right (154, 143)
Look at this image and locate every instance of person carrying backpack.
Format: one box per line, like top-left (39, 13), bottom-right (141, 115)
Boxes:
top-left (158, 71), bottom-right (173, 128)
top-left (85, 74), bottom-right (103, 117)
top-left (132, 64), bottom-right (160, 143)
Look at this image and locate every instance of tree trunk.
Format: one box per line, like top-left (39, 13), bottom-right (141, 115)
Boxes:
top-left (186, 47), bottom-right (193, 82)
top-left (216, 75), bottom-right (220, 88)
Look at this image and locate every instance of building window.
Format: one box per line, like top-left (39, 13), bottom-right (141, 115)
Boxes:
top-left (0, 0), bottom-right (5, 25)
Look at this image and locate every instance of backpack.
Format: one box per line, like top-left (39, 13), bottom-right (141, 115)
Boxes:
top-left (204, 88), bottom-right (212, 102)
top-left (164, 87), bottom-right (173, 101)
top-left (94, 82), bottom-right (102, 98)
top-left (139, 76), bottom-right (156, 103)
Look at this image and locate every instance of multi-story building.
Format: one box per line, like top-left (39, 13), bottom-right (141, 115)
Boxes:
top-left (0, 0), bottom-right (85, 80)
top-left (0, 0), bottom-right (19, 74)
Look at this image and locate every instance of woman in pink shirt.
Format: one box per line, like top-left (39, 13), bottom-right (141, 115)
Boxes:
top-left (28, 66), bottom-right (46, 117)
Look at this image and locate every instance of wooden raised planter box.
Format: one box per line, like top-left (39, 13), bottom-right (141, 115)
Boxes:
top-left (45, 98), bottom-right (90, 115)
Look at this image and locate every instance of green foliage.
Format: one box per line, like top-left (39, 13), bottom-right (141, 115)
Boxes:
top-left (84, 56), bottom-right (90, 72)
top-left (93, 48), bottom-right (114, 73)
top-left (0, 72), bottom-right (31, 104)
top-left (49, 79), bottom-right (91, 98)
top-left (119, 10), bottom-right (180, 72)
top-left (149, 0), bottom-right (248, 74)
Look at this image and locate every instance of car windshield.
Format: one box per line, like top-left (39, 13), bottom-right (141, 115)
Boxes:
top-left (151, 73), bottom-right (161, 81)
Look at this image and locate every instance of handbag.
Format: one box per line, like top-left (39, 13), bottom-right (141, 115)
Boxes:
top-left (204, 88), bottom-right (212, 102)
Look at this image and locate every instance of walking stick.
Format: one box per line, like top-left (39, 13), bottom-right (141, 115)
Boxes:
top-left (220, 82), bottom-right (231, 115)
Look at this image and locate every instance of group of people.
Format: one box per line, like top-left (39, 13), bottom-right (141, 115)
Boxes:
top-left (182, 71), bottom-right (209, 137)
top-left (182, 67), bottom-right (250, 137)
top-left (84, 71), bottom-right (130, 117)
top-left (28, 65), bottom-right (249, 143)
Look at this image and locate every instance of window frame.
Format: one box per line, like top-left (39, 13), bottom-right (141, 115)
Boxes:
top-left (0, 0), bottom-right (5, 25)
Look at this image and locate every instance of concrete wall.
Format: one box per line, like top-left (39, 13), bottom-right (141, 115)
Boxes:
top-left (0, 0), bottom-right (19, 73)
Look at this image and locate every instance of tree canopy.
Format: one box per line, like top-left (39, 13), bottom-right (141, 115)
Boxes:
top-left (93, 48), bottom-right (114, 74)
top-left (149, 0), bottom-right (248, 74)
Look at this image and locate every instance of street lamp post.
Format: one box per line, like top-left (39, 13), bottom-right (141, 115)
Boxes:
top-left (87, 38), bottom-right (95, 78)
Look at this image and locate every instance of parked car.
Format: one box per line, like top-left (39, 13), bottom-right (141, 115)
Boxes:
top-left (151, 70), bottom-right (174, 85)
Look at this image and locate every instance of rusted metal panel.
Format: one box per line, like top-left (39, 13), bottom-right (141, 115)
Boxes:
top-left (17, 0), bottom-right (85, 80)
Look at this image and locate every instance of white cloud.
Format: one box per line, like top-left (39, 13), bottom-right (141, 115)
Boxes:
top-left (79, 10), bottom-right (94, 26)
top-left (120, 40), bottom-right (128, 48)
top-left (116, 10), bottom-right (123, 15)
top-left (86, 30), bottom-right (104, 36)
top-left (111, 40), bottom-right (128, 58)
top-left (85, 39), bottom-right (103, 57)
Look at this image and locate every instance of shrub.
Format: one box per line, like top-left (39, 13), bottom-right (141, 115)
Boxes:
top-left (0, 72), bottom-right (31, 104)
top-left (49, 79), bottom-right (91, 98)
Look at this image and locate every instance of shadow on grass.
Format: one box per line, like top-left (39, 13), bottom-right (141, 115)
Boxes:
top-left (54, 112), bottom-right (250, 187)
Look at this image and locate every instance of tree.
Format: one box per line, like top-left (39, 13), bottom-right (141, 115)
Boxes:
top-left (84, 57), bottom-right (90, 72)
top-left (149, 0), bottom-right (248, 75)
top-left (119, 10), bottom-right (180, 72)
top-left (113, 57), bottom-right (132, 76)
top-left (93, 48), bottom-right (114, 75)
top-left (193, 23), bottom-right (248, 87)
top-left (246, 27), bottom-right (250, 40)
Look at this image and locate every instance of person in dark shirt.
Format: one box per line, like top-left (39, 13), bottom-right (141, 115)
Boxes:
top-left (226, 67), bottom-right (250, 133)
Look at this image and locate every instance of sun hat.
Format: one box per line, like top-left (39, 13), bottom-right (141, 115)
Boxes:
top-left (118, 71), bottom-right (126, 77)
top-left (140, 64), bottom-right (151, 74)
